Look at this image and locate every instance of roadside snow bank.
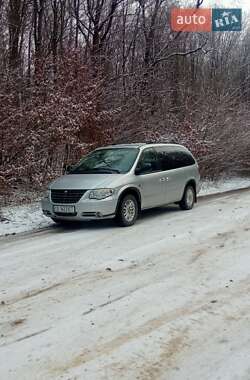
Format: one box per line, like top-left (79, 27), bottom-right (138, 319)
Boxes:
top-left (199, 177), bottom-right (250, 196)
top-left (0, 177), bottom-right (250, 237)
top-left (0, 202), bottom-right (53, 237)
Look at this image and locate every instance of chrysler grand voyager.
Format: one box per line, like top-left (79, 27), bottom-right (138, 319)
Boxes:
top-left (41, 143), bottom-right (200, 226)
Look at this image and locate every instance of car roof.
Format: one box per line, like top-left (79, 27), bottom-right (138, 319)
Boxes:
top-left (95, 143), bottom-right (145, 149)
top-left (96, 143), bottom-right (186, 150)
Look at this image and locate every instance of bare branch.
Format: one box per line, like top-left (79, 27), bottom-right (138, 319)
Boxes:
top-left (152, 39), bottom-right (209, 66)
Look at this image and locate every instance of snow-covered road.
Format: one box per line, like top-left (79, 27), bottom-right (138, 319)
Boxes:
top-left (0, 189), bottom-right (250, 380)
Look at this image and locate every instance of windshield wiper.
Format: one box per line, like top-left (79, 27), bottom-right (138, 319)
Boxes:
top-left (97, 167), bottom-right (120, 173)
top-left (91, 167), bottom-right (121, 174)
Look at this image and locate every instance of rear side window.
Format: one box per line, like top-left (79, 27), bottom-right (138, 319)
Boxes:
top-left (156, 148), bottom-right (195, 171)
top-left (157, 149), bottom-right (172, 171)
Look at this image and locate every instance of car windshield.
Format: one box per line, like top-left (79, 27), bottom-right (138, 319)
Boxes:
top-left (69, 148), bottom-right (139, 174)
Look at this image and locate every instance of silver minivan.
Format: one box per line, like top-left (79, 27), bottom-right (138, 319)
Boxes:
top-left (41, 143), bottom-right (200, 226)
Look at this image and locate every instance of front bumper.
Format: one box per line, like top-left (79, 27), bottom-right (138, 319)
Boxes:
top-left (41, 196), bottom-right (117, 221)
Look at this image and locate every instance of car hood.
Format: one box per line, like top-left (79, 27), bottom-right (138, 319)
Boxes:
top-left (49, 174), bottom-right (125, 190)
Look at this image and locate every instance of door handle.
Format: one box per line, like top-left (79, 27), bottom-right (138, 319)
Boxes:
top-left (160, 177), bottom-right (169, 182)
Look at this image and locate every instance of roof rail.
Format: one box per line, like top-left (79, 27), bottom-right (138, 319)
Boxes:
top-left (145, 141), bottom-right (179, 145)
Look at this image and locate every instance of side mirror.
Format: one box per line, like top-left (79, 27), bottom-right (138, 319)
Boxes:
top-left (135, 163), bottom-right (152, 175)
top-left (65, 164), bottom-right (74, 174)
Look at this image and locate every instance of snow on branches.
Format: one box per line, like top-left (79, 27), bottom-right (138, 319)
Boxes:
top-left (0, 52), bottom-right (115, 194)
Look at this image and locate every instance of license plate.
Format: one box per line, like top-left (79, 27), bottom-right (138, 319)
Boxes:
top-left (53, 205), bottom-right (75, 214)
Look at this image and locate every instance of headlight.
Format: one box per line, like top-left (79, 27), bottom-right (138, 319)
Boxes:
top-left (89, 188), bottom-right (114, 200)
top-left (44, 189), bottom-right (50, 199)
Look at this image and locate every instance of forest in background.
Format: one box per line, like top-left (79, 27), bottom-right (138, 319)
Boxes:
top-left (0, 0), bottom-right (250, 202)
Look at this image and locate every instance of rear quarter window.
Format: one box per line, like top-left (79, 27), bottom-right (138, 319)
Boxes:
top-left (174, 150), bottom-right (195, 168)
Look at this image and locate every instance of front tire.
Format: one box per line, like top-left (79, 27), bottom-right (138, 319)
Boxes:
top-left (116, 194), bottom-right (139, 227)
top-left (179, 185), bottom-right (195, 210)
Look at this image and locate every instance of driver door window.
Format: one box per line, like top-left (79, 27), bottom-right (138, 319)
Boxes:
top-left (136, 148), bottom-right (159, 174)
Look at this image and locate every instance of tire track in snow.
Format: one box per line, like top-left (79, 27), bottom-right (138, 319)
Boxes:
top-left (50, 275), bottom-right (250, 375)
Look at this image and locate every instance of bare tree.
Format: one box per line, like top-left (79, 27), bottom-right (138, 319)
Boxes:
top-left (8, 0), bottom-right (27, 69)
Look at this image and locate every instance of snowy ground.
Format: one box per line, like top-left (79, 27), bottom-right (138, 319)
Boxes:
top-left (0, 202), bottom-right (52, 237)
top-left (0, 188), bottom-right (250, 380)
top-left (1, 177), bottom-right (250, 237)
top-left (199, 177), bottom-right (250, 196)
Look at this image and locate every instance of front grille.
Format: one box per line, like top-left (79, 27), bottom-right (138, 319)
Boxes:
top-left (51, 189), bottom-right (87, 204)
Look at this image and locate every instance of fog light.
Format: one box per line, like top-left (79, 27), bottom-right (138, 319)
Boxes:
top-left (81, 212), bottom-right (102, 218)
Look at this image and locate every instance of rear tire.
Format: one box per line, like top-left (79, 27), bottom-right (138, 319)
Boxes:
top-left (179, 185), bottom-right (195, 210)
top-left (116, 194), bottom-right (139, 227)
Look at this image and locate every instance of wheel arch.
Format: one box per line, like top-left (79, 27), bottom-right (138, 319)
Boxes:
top-left (116, 187), bottom-right (142, 214)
